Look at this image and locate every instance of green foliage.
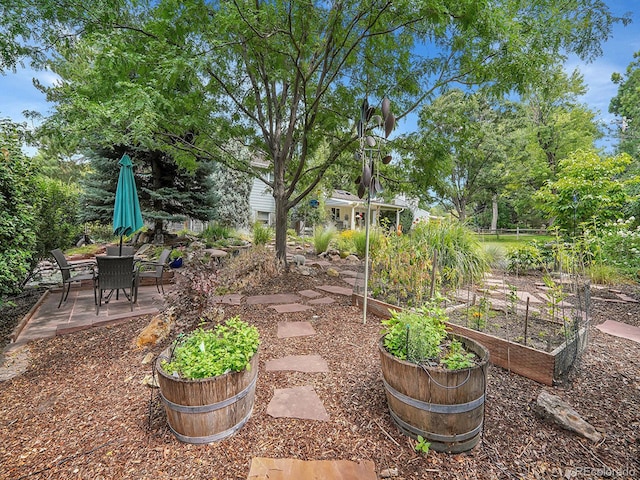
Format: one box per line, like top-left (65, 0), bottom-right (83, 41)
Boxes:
top-left (252, 223), bottom-right (273, 246)
top-left (161, 317), bottom-right (260, 380)
top-left (410, 219), bottom-right (488, 288)
top-left (535, 150), bottom-right (631, 233)
top-left (381, 301), bottom-right (448, 363)
top-left (582, 217), bottom-right (640, 280)
top-left (19, 0), bottom-right (622, 264)
top-left (414, 435), bottom-right (431, 455)
top-left (352, 228), bottom-right (382, 258)
top-left (209, 159), bottom-right (252, 229)
top-left (335, 230), bottom-right (355, 257)
top-left (506, 242), bottom-right (543, 274)
top-left (200, 223), bottom-right (236, 247)
top-left (0, 120), bottom-right (37, 296)
top-left (33, 176), bottom-right (83, 257)
top-left (442, 339), bottom-right (475, 370)
top-left (312, 225), bottom-right (336, 254)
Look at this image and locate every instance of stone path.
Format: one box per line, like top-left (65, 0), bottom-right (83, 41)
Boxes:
top-left (4, 265), bottom-right (367, 479)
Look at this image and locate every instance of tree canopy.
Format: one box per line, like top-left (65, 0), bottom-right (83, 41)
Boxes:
top-left (1, 0), bottom-right (628, 260)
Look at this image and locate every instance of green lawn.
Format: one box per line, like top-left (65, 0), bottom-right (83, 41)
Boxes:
top-left (476, 233), bottom-right (554, 254)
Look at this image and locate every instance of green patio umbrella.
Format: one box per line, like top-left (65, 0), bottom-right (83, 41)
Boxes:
top-left (113, 154), bottom-right (144, 254)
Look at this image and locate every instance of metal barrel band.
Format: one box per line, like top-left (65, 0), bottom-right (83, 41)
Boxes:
top-left (382, 378), bottom-right (484, 414)
top-left (167, 407), bottom-right (253, 444)
top-left (159, 373), bottom-right (257, 414)
top-left (389, 409), bottom-right (483, 443)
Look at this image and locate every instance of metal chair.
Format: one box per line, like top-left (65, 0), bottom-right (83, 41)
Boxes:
top-left (50, 249), bottom-right (96, 308)
top-left (95, 256), bottom-right (139, 314)
top-left (106, 245), bottom-right (135, 256)
top-left (136, 249), bottom-right (171, 299)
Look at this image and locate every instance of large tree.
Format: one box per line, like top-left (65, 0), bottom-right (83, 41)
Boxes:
top-left (81, 147), bottom-right (218, 234)
top-left (404, 89), bottom-right (508, 222)
top-left (610, 51), bottom-right (640, 158)
top-left (2, 0), bottom-right (627, 261)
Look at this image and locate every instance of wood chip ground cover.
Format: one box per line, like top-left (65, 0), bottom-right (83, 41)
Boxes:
top-left (0, 268), bottom-right (639, 479)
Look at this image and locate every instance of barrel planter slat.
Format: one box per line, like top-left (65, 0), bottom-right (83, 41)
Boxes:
top-left (156, 349), bottom-right (259, 444)
top-left (379, 334), bottom-right (489, 453)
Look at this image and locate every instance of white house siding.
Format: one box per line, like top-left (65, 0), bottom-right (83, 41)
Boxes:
top-left (249, 177), bottom-right (275, 225)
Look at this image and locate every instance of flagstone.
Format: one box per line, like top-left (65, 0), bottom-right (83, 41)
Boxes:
top-left (266, 385), bottom-right (329, 421)
top-left (277, 321), bottom-right (316, 338)
top-left (298, 289), bottom-right (322, 298)
top-left (265, 354), bottom-right (329, 373)
top-left (247, 458), bottom-right (376, 480)
top-left (245, 293), bottom-right (301, 305)
top-left (317, 285), bottom-right (353, 296)
top-left (307, 297), bottom-right (335, 305)
top-left (596, 320), bottom-right (640, 344)
top-left (270, 303), bottom-right (313, 313)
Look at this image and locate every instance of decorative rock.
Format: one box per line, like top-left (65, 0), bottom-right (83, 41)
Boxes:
top-left (535, 391), bottom-right (602, 442)
top-left (327, 268), bottom-right (340, 277)
top-left (345, 254), bottom-right (360, 263)
top-left (380, 467), bottom-right (399, 478)
top-left (141, 352), bottom-right (155, 365)
top-left (135, 309), bottom-right (175, 348)
top-left (142, 374), bottom-right (159, 388)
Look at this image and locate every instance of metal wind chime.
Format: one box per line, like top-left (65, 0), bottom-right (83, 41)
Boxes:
top-left (355, 97), bottom-right (395, 324)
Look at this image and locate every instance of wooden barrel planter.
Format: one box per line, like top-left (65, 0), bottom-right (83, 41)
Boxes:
top-left (156, 349), bottom-right (259, 444)
top-left (379, 334), bottom-right (489, 453)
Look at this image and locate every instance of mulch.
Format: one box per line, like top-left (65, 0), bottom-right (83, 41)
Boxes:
top-left (0, 264), bottom-right (639, 480)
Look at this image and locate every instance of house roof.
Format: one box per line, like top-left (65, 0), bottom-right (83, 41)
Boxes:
top-left (326, 190), bottom-right (404, 211)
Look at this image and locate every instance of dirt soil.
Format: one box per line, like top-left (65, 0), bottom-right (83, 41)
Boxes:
top-left (0, 262), bottom-right (639, 480)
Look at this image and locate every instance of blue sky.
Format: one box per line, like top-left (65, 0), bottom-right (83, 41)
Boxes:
top-left (0, 1), bottom-right (638, 153)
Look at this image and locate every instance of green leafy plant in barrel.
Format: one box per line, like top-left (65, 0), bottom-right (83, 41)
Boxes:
top-left (161, 316), bottom-right (259, 379)
top-left (381, 298), bottom-right (475, 370)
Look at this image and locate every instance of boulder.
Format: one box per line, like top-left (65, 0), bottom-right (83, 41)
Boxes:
top-left (535, 391), bottom-right (602, 442)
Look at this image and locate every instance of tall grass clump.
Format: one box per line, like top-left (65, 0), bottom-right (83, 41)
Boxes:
top-left (352, 227), bottom-right (383, 258)
top-left (252, 222), bottom-right (273, 246)
top-left (410, 219), bottom-right (488, 288)
top-left (313, 225), bottom-right (336, 254)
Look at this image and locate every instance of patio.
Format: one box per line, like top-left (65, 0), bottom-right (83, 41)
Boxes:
top-left (5, 284), bottom-right (167, 354)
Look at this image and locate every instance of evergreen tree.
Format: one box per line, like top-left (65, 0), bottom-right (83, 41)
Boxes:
top-left (81, 146), bottom-right (218, 234)
top-left (209, 162), bottom-right (251, 230)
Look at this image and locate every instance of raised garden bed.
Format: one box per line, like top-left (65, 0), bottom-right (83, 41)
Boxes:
top-left (353, 293), bottom-right (588, 386)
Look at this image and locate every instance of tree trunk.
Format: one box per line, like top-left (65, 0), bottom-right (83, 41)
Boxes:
top-left (490, 194), bottom-right (498, 233)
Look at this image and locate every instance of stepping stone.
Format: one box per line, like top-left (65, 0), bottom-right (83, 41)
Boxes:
top-left (245, 293), bottom-right (300, 305)
top-left (614, 293), bottom-right (639, 303)
top-left (267, 385), bottom-right (329, 421)
top-left (269, 303), bottom-right (313, 313)
top-left (596, 320), bottom-right (640, 344)
top-left (307, 297), bottom-right (335, 305)
top-left (265, 355), bottom-right (329, 373)
top-left (339, 269), bottom-right (359, 277)
top-left (341, 277), bottom-right (357, 286)
top-left (247, 458), bottom-right (377, 480)
top-left (298, 289), bottom-right (322, 298)
top-left (591, 296), bottom-right (627, 304)
top-left (210, 294), bottom-right (243, 305)
top-left (317, 285), bottom-right (353, 296)
top-left (277, 321), bottom-right (316, 338)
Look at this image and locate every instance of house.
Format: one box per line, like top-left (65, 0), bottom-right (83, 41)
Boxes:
top-left (324, 189), bottom-right (405, 230)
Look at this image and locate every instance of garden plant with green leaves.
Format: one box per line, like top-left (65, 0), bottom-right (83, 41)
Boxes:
top-left (161, 317), bottom-right (260, 380)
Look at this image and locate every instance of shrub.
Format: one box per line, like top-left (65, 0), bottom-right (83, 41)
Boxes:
top-left (506, 242), bottom-right (543, 274)
top-left (252, 222), bottom-right (273, 246)
top-left (313, 225), bottom-right (336, 254)
top-left (200, 223), bottom-right (232, 246)
top-left (335, 230), bottom-right (355, 257)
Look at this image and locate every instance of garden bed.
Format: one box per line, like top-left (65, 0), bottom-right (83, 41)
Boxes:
top-left (352, 292), bottom-right (588, 386)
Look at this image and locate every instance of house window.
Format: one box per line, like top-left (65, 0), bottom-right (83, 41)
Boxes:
top-left (331, 208), bottom-right (341, 221)
top-left (256, 211), bottom-right (271, 224)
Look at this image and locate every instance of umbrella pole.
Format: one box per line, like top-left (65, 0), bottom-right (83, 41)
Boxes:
top-left (119, 236), bottom-right (123, 256)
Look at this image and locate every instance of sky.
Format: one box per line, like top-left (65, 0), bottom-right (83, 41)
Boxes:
top-left (0, 0), bottom-right (638, 154)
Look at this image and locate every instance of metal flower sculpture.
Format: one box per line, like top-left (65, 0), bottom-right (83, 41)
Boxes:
top-left (355, 97), bottom-right (395, 323)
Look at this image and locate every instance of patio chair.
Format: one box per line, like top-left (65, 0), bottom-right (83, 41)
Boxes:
top-left (50, 249), bottom-right (97, 308)
top-left (136, 248), bottom-right (171, 299)
top-left (106, 245), bottom-right (135, 256)
top-left (95, 256), bottom-right (139, 314)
